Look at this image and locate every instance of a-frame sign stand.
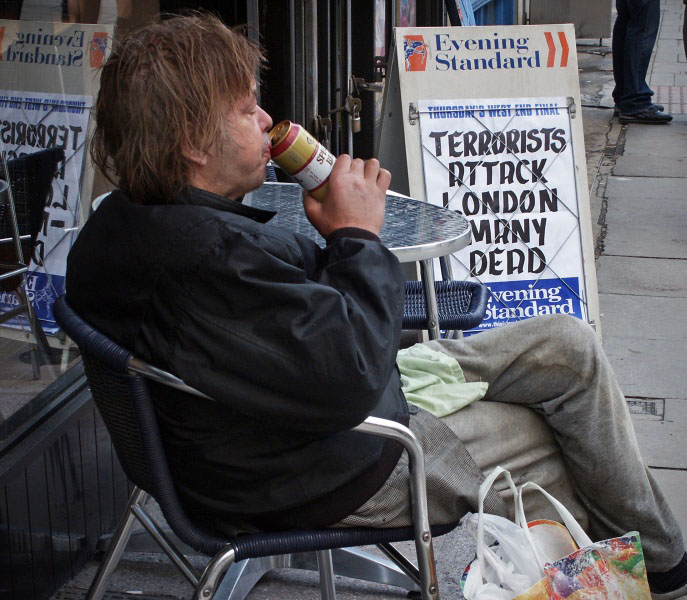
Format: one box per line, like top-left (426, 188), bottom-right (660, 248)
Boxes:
top-left (378, 24), bottom-right (600, 336)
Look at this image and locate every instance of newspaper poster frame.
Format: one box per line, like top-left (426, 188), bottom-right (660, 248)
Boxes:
top-left (418, 96), bottom-right (588, 331)
top-left (0, 20), bottom-right (113, 337)
top-left (377, 24), bottom-right (600, 335)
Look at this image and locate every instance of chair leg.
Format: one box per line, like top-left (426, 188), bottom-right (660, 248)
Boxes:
top-left (377, 543), bottom-right (421, 585)
top-left (14, 284), bottom-right (55, 379)
top-left (86, 487), bottom-right (148, 600)
top-left (210, 555), bottom-right (291, 600)
top-left (131, 502), bottom-right (200, 585)
top-left (193, 546), bottom-right (248, 600)
top-left (289, 548), bottom-right (421, 593)
top-left (316, 549), bottom-right (337, 600)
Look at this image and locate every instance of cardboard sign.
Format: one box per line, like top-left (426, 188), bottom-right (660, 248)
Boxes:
top-left (0, 20), bottom-right (112, 335)
top-left (378, 25), bottom-right (599, 334)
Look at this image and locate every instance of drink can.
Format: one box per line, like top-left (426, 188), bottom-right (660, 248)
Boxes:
top-left (269, 121), bottom-right (335, 202)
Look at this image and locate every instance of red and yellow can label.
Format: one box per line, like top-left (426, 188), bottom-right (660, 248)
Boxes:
top-left (269, 121), bottom-right (335, 201)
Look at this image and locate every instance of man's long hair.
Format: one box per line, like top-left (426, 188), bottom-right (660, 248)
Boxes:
top-left (91, 13), bottom-right (264, 203)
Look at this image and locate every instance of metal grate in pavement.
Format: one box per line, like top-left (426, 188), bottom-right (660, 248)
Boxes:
top-left (627, 398), bottom-right (665, 419)
top-left (655, 86), bottom-right (687, 114)
top-left (54, 588), bottom-right (174, 600)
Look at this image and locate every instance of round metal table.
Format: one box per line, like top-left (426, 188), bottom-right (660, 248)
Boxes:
top-left (245, 182), bottom-right (471, 339)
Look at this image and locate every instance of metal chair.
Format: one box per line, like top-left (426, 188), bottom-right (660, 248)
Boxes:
top-left (53, 296), bottom-right (458, 600)
top-left (0, 148), bottom-right (65, 377)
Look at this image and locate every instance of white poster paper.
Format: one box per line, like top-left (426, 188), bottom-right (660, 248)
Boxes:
top-left (0, 90), bottom-right (91, 334)
top-left (419, 96), bottom-right (588, 332)
top-left (0, 19), bottom-right (112, 337)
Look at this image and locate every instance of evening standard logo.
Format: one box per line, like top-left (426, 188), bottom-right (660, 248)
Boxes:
top-left (0, 27), bottom-right (108, 67)
top-left (89, 32), bottom-right (108, 68)
top-left (431, 30), bottom-right (569, 71)
top-left (404, 35), bottom-right (428, 71)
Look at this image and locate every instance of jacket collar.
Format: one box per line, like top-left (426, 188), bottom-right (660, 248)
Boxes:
top-left (173, 186), bottom-right (276, 224)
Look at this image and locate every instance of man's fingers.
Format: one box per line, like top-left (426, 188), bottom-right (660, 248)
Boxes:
top-left (331, 154), bottom-right (351, 175)
top-left (302, 189), bottom-right (322, 218)
top-left (350, 157), bottom-right (365, 173)
top-left (377, 167), bottom-right (391, 191)
top-left (364, 158), bottom-right (380, 179)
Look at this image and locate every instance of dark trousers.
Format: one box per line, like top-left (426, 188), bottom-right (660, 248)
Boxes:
top-left (612, 0), bottom-right (661, 113)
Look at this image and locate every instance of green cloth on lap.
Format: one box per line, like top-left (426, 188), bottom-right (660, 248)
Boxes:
top-left (396, 343), bottom-right (488, 417)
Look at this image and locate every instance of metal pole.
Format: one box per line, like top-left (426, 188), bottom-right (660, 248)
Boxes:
top-left (305, 0), bottom-right (319, 133)
top-left (419, 259), bottom-right (441, 340)
top-left (346, 0), bottom-right (353, 153)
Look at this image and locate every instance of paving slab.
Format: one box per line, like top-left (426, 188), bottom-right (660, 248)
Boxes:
top-left (649, 469), bottom-right (687, 545)
top-left (600, 330), bottom-right (687, 399)
top-left (605, 176), bottom-right (687, 200)
top-left (650, 74), bottom-right (678, 85)
top-left (596, 256), bottom-right (687, 296)
top-left (603, 196), bottom-right (687, 258)
top-left (654, 48), bottom-right (683, 60)
top-left (620, 121), bottom-right (687, 157)
top-left (631, 399), bottom-right (687, 469)
top-left (613, 156), bottom-right (687, 178)
top-left (652, 65), bottom-right (684, 76)
top-left (599, 293), bottom-right (687, 341)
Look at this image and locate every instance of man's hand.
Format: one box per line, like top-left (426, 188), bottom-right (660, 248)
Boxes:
top-left (303, 155), bottom-right (391, 239)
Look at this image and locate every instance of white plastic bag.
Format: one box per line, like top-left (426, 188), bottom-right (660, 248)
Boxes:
top-left (461, 467), bottom-right (544, 599)
top-left (460, 466), bottom-right (594, 600)
top-left (515, 480), bottom-right (593, 566)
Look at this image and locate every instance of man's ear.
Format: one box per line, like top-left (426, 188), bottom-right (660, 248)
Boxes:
top-left (181, 143), bottom-right (208, 167)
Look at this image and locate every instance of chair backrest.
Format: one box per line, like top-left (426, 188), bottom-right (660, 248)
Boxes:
top-left (0, 148), bottom-right (65, 292)
top-left (403, 280), bottom-right (489, 331)
top-left (52, 296), bottom-right (228, 554)
top-left (1, 147), bottom-right (65, 242)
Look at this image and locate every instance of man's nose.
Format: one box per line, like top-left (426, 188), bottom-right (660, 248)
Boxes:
top-left (259, 106), bottom-right (273, 131)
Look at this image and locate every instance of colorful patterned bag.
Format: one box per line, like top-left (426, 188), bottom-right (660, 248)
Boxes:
top-left (461, 469), bottom-right (652, 600)
top-left (515, 529), bottom-right (650, 599)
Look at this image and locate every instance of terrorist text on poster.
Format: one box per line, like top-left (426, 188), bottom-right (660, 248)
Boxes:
top-left (418, 96), bottom-right (588, 332)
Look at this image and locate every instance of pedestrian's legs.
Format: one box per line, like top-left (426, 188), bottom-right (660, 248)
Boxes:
top-left (615, 0), bottom-right (660, 113)
top-left (427, 314), bottom-right (684, 573)
top-left (611, 0), bottom-right (630, 105)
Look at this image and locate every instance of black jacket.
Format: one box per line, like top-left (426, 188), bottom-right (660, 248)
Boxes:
top-left (66, 187), bottom-right (409, 528)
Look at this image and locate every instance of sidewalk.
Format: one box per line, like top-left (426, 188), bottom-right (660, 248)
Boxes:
top-left (53, 3), bottom-right (687, 598)
top-left (595, 0), bottom-right (687, 551)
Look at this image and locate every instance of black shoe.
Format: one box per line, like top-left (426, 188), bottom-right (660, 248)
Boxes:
top-left (619, 107), bottom-right (673, 124)
top-left (614, 103), bottom-right (665, 116)
top-left (649, 552), bottom-right (687, 599)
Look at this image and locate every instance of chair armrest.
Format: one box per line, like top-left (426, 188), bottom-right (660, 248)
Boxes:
top-left (352, 417), bottom-right (428, 521)
top-left (352, 416), bottom-right (430, 535)
top-left (352, 416), bottom-right (435, 593)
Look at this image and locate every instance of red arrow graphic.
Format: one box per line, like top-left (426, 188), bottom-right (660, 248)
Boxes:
top-left (545, 31), bottom-right (569, 67)
top-left (558, 31), bottom-right (569, 67)
top-left (545, 31), bottom-right (556, 67)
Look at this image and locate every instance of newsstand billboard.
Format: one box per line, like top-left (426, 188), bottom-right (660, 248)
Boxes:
top-left (378, 25), bottom-right (599, 335)
top-left (0, 20), bottom-right (113, 335)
